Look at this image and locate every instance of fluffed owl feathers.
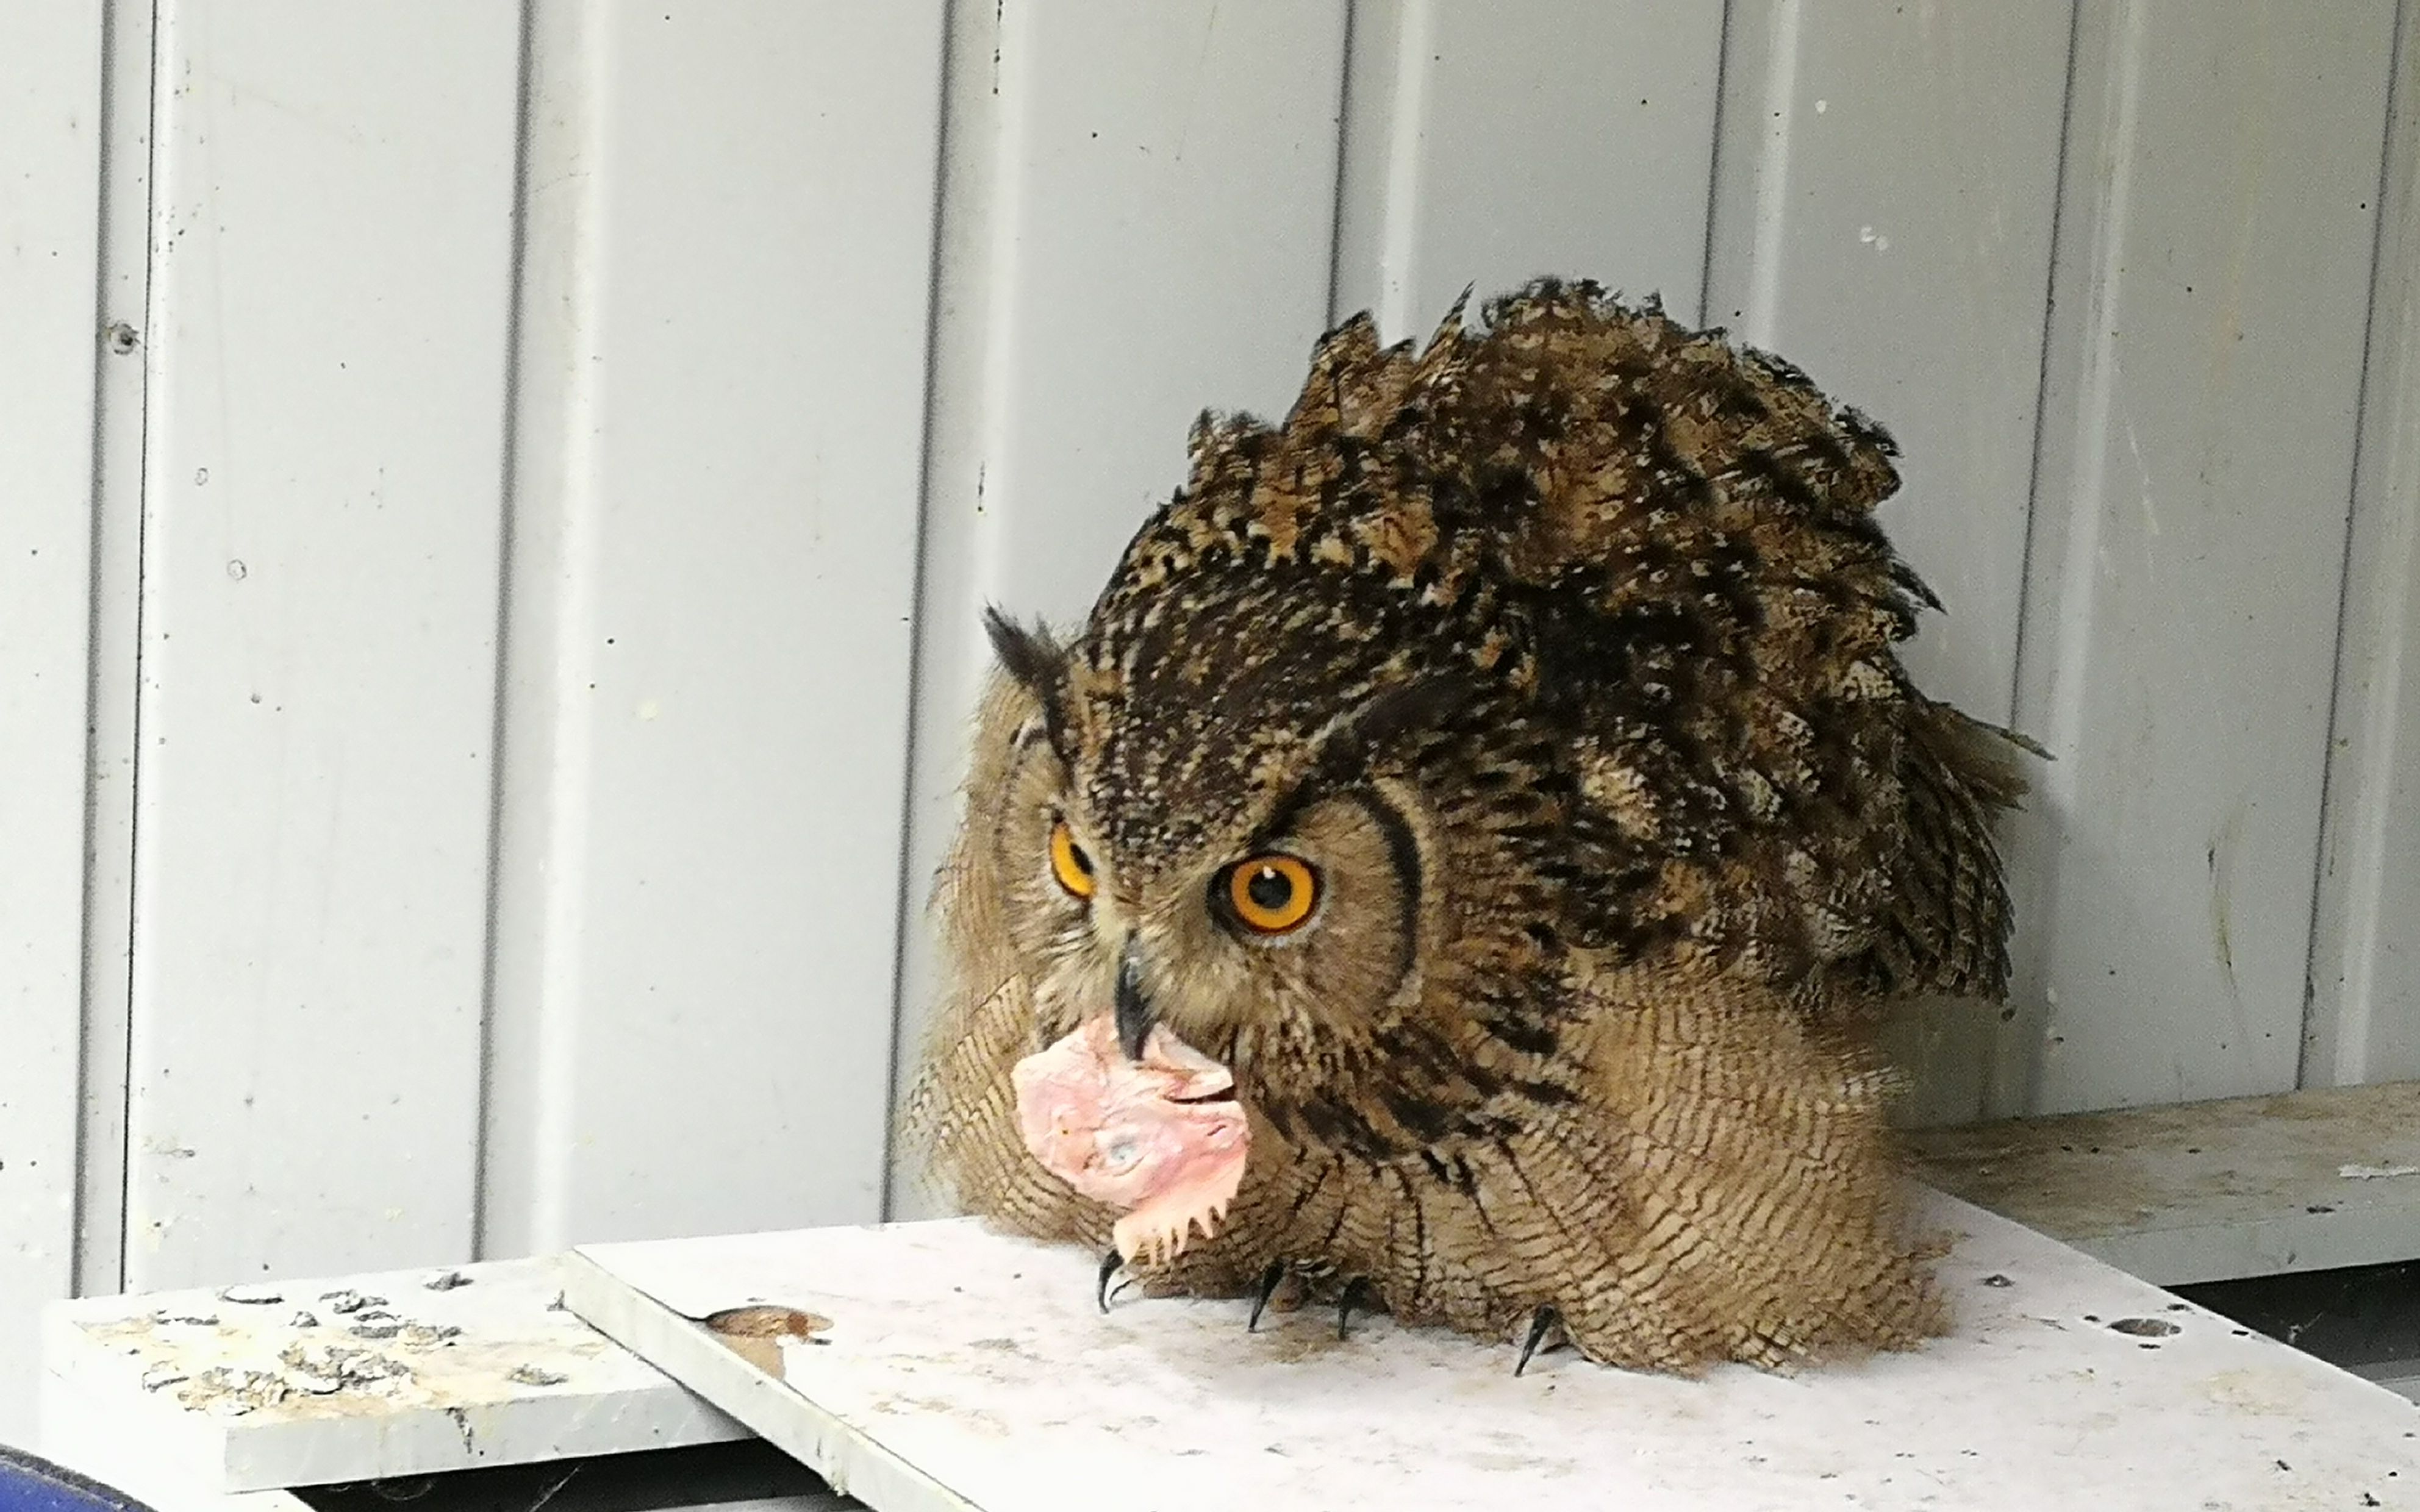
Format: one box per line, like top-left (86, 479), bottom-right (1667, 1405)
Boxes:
top-left (912, 277), bottom-right (2025, 1373)
top-left (1069, 277), bottom-right (2018, 1005)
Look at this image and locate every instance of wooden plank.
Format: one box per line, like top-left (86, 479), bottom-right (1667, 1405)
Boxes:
top-left (0, 0), bottom-right (107, 1448)
top-left (2003, 1), bottom-right (2399, 1114)
top-left (1703, 1), bottom-right (2077, 1127)
top-left (563, 1195), bottom-right (2420, 1511)
top-left (40, 1259), bottom-right (743, 1492)
top-left (2308, 5), bottom-right (2420, 1088)
top-left (1911, 1080), bottom-right (2420, 1286)
top-left (125, 1), bottom-right (523, 1288)
top-left (889, 0), bottom-right (1348, 1211)
top-left (478, 0), bottom-right (945, 1260)
top-left (1330, 0), bottom-right (1724, 333)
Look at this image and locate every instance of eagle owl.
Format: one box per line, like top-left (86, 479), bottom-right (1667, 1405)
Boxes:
top-left (909, 279), bottom-right (2023, 1373)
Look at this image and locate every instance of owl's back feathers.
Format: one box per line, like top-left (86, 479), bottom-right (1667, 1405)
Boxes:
top-left (1149, 278), bottom-right (2021, 1005)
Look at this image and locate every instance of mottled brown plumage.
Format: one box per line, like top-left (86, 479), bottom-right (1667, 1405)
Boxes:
top-left (908, 279), bottom-right (2024, 1372)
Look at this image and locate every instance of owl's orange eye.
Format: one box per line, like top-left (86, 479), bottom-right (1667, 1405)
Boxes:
top-left (1224, 854), bottom-right (1319, 935)
top-left (1048, 819), bottom-right (1096, 900)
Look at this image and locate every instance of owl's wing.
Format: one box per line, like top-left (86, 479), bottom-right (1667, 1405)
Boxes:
top-left (1856, 696), bottom-right (2030, 1001)
top-left (901, 672), bottom-right (1114, 1246)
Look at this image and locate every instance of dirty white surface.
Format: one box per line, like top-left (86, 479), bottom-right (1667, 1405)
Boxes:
top-left (41, 1369), bottom-right (315, 1512)
top-left (46, 1364), bottom-right (848, 1512)
top-left (1910, 1081), bottom-right (2420, 1285)
top-left (561, 1189), bottom-right (2420, 1511)
top-left (40, 1257), bottom-right (743, 1492)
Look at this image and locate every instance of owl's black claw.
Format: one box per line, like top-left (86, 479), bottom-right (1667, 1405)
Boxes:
top-left (1336, 1277), bottom-right (1369, 1341)
top-left (1247, 1262), bottom-right (1286, 1333)
top-left (1097, 1249), bottom-right (1123, 1314)
top-left (1515, 1305), bottom-right (1561, 1377)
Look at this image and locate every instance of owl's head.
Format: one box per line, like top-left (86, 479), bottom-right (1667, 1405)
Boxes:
top-left (978, 614), bottom-right (1433, 1059)
top-left (931, 290), bottom-right (1630, 1172)
top-left (964, 512), bottom-right (1552, 1114)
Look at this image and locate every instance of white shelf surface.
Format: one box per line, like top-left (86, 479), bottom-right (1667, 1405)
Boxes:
top-left (40, 1256), bottom-right (745, 1493)
top-left (1909, 1080), bottom-right (2420, 1285)
top-left (560, 1190), bottom-right (2420, 1511)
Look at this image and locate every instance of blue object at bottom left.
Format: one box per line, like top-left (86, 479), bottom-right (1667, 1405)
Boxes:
top-left (0, 1446), bottom-right (157, 1512)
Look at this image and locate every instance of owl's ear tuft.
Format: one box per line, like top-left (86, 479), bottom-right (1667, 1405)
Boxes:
top-left (983, 607), bottom-right (1065, 696)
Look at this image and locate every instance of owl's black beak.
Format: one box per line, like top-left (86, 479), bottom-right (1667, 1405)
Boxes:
top-left (1114, 945), bottom-right (1153, 1061)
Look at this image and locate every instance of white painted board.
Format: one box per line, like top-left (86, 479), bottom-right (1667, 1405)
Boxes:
top-left (43, 1367), bottom-right (849, 1512)
top-left (0, 0), bottom-right (107, 1447)
top-left (39, 1257), bottom-right (743, 1492)
top-left (1911, 1080), bottom-right (2420, 1286)
top-left (561, 1193), bottom-right (2420, 1511)
top-left (125, 0), bottom-right (523, 1288)
top-left (41, 1372), bottom-right (315, 1512)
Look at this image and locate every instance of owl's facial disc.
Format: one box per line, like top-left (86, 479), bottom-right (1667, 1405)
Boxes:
top-left (1097, 785), bottom-right (1423, 1074)
top-left (981, 643), bottom-right (1430, 1079)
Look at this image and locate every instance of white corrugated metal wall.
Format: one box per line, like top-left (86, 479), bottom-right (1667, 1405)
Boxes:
top-left (2, 0), bottom-right (2413, 1442)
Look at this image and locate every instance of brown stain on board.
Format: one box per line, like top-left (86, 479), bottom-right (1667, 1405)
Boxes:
top-left (703, 1305), bottom-right (831, 1379)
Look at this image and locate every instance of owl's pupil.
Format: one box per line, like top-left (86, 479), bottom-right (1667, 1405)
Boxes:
top-left (1070, 845), bottom-right (1092, 875)
top-left (1246, 867), bottom-right (1292, 910)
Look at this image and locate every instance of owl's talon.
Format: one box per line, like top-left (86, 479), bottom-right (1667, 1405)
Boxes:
top-left (1514, 1305), bottom-right (1561, 1377)
top-left (1337, 1277), bottom-right (1369, 1341)
top-left (1247, 1261), bottom-right (1286, 1333)
top-left (1096, 1249), bottom-right (1123, 1314)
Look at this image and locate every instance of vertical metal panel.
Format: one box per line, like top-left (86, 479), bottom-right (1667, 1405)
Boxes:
top-left (0, 0), bottom-right (106, 1445)
top-left (479, 0), bottom-right (946, 1257)
top-left (975, 0), bottom-right (1350, 626)
top-left (124, 1), bottom-right (521, 1287)
top-left (74, 0), bottom-right (157, 1314)
top-left (1332, 0), bottom-right (1724, 335)
top-left (2308, 1), bottom-right (2420, 1089)
top-left (2004, 1), bottom-right (2397, 1114)
top-left (889, 0), bottom-right (1350, 1211)
top-left (1702, 1), bottom-right (2075, 1123)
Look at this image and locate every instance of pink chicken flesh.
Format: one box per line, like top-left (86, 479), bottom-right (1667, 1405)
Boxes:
top-left (1011, 1015), bottom-right (1250, 1266)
